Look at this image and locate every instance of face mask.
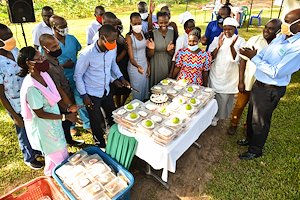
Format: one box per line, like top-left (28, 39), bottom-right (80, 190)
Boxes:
top-left (0, 37), bottom-right (16, 51)
top-left (34, 60), bottom-right (50, 72)
top-left (281, 19), bottom-right (300, 36)
top-left (96, 16), bottom-right (103, 24)
top-left (56, 27), bottom-right (68, 36)
top-left (132, 25), bottom-right (143, 33)
top-left (185, 29), bottom-right (192, 35)
top-left (49, 48), bottom-right (62, 57)
top-left (103, 36), bottom-right (117, 50)
top-left (217, 15), bottom-right (225, 24)
top-left (188, 44), bottom-right (199, 51)
top-left (140, 12), bottom-right (148, 20)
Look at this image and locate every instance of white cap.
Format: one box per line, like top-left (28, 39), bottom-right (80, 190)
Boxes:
top-left (223, 17), bottom-right (239, 27)
top-left (178, 11), bottom-right (194, 25)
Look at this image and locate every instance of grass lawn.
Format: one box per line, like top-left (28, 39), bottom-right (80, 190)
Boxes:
top-left (1, 3), bottom-right (299, 199)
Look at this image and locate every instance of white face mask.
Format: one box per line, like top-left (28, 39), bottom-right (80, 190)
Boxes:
top-left (56, 27), bottom-right (68, 36)
top-left (140, 12), bottom-right (148, 20)
top-left (281, 19), bottom-right (300, 36)
top-left (132, 25), bottom-right (143, 33)
top-left (188, 44), bottom-right (199, 51)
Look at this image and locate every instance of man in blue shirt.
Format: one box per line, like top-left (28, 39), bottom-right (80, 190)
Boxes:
top-left (238, 8), bottom-right (300, 160)
top-left (201, 6), bottom-right (237, 51)
top-left (74, 24), bottom-right (130, 148)
top-left (0, 24), bottom-right (43, 169)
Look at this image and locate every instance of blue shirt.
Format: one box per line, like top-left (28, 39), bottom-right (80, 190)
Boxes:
top-left (57, 34), bottom-right (81, 85)
top-left (142, 14), bottom-right (157, 33)
top-left (204, 20), bottom-right (238, 51)
top-left (251, 33), bottom-right (300, 86)
top-left (0, 48), bottom-right (23, 114)
top-left (74, 41), bottom-right (123, 98)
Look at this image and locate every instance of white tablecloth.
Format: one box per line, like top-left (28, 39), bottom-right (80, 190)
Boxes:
top-left (118, 99), bottom-right (218, 182)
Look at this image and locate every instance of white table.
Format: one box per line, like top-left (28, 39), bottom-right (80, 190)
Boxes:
top-left (118, 99), bottom-right (218, 183)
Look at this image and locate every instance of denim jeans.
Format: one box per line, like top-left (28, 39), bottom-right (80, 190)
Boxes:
top-left (14, 118), bottom-right (40, 162)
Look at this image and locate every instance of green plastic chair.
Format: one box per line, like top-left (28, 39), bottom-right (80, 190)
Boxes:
top-left (241, 6), bottom-right (250, 26)
top-left (105, 124), bottom-right (137, 169)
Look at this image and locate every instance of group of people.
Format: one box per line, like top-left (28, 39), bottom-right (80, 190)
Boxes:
top-left (0, 0), bottom-right (299, 176)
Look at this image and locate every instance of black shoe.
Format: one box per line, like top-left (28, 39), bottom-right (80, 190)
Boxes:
top-left (239, 151), bottom-right (262, 160)
top-left (68, 139), bottom-right (85, 147)
top-left (25, 159), bottom-right (44, 170)
top-left (237, 139), bottom-right (249, 146)
top-left (227, 125), bottom-right (237, 135)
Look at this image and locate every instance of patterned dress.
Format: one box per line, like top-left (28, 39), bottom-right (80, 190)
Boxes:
top-left (175, 48), bottom-right (212, 85)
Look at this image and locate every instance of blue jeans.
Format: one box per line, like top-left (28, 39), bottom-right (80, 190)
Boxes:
top-left (65, 70), bottom-right (90, 130)
top-left (15, 121), bottom-right (40, 163)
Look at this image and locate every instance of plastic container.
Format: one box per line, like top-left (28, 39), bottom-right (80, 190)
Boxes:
top-left (0, 176), bottom-right (68, 200)
top-left (104, 177), bottom-right (128, 198)
top-left (82, 154), bottom-right (103, 167)
top-left (81, 182), bottom-right (105, 200)
top-left (67, 149), bottom-right (88, 165)
top-left (53, 146), bottom-right (134, 200)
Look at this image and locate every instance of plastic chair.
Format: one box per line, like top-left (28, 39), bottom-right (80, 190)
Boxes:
top-left (105, 124), bottom-right (137, 169)
top-left (241, 6), bottom-right (250, 27)
top-left (249, 9), bottom-right (263, 26)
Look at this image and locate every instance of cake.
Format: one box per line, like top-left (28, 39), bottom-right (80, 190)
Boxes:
top-left (150, 93), bottom-right (168, 104)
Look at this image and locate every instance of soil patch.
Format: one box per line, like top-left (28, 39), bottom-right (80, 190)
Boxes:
top-left (130, 122), bottom-right (229, 200)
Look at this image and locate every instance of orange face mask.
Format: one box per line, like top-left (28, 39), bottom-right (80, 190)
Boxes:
top-left (103, 36), bottom-right (117, 50)
top-left (0, 37), bottom-right (16, 51)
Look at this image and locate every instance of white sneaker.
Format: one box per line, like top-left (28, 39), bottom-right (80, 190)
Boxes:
top-left (211, 117), bottom-right (219, 127)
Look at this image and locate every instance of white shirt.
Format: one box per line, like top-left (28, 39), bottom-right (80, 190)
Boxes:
top-left (173, 32), bottom-right (188, 61)
top-left (208, 34), bottom-right (246, 93)
top-left (86, 20), bottom-right (102, 45)
top-left (32, 21), bottom-right (53, 46)
top-left (239, 35), bottom-right (268, 91)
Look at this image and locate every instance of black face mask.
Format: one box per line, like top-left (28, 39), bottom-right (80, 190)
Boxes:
top-left (49, 48), bottom-right (62, 57)
top-left (217, 15), bottom-right (226, 24)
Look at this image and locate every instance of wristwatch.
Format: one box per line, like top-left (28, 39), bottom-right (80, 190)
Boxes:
top-left (62, 114), bottom-right (66, 121)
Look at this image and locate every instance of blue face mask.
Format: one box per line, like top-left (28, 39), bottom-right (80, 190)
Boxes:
top-left (188, 44), bottom-right (199, 51)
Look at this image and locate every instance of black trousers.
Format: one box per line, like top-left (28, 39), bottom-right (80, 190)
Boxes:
top-left (246, 81), bottom-right (286, 154)
top-left (87, 92), bottom-right (116, 148)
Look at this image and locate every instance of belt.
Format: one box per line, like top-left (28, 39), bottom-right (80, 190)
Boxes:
top-left (255, 81), bottom-right (285, 89)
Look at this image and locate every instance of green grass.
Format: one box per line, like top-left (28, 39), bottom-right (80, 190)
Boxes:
top-left (1, 3), bottom-right (299, 199)
top-left (205, 72), bottom-right (300, 200)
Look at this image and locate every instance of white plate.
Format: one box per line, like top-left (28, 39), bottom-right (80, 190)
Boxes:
top-left (138, 110), bottom-right (148, 117)
top-left (142, 119), bottom-right (155, 129)
top-left (151, 115), bottom-right (163, 123)
top-left (160, 79), bottom-right (170, 85)
top-left (145, 103), bottom-right (157, 111)
top-left (125, 112), bottom-right (140, 121)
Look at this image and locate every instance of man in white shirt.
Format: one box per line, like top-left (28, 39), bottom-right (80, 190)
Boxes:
top-left (228, 19), bottom-right (282, 135)
top-left (32, 6), bottom-right (54, 49)
top-left (86, 6), bottom-right (105, 45)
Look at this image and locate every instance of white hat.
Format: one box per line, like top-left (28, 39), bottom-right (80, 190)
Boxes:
top-left (178, 11), bottom-right (194, 25)
top-left (223, 17), bottom-right (239, 27)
